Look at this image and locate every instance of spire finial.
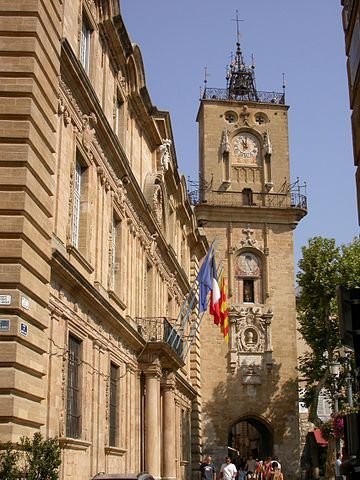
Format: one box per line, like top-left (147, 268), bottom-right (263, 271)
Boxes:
top-left (282, 72), bottom-right (286, 98)
top-left (232, 10), bottom-right (244, 47)
top-left (201, 67), bottom-right (210, 99)
top-left (226, 12), bottom-right (258, 101)
top-left (204, 67), bottom-right (210, 87)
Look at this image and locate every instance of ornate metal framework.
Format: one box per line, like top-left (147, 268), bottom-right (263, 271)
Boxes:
top-left (189, 189), bottom-right (307, 210)
top-left (201, 13), bottom-right (285, 105)
top-left (136, 316), bottom-right (184, 359)
top-left (202, 87), bottom-right (285, 105)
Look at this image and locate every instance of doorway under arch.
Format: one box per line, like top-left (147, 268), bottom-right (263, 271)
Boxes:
top-left (228, 416), bottom-right (273, 460)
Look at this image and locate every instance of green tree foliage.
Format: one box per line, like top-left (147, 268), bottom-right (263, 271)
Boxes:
top-left (20, 432), bottom-right (61, 480)
top-left (0, 443), bottom-right (20, 480)
top-left (0, 433), bottom-right (61, 480)
top-left (297, 236), bottom-right (360, 424)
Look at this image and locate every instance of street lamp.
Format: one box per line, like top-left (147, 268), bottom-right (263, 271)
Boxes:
top-left (339, 350), bottom-right (354, 408)
top-left (329, 360), bottom-right (341, 412)
top-left (333, 345), bottom-right (354, 408)
top-left (329, 360), bottom-right (341, 377)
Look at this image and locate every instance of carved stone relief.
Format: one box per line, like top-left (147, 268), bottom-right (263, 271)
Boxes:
top-left (159, 138), bottom-right (172, 172)
top-left (229, 305), bottom-right (273, 380)
top-left (240, 105), bottom-right (250, 126)
top-left (81, 112), bottom-right (97, 154)
top-left (240, 225), bottom-right (257, 247)
top-left (263, 130), bottom-right (272, 157)
top-left (221, 128), bottom-right (230, 154)
top-left (153, 184), bottom-right (163, 226)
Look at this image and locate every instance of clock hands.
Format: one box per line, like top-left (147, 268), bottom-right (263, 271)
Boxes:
top-left (235, 134), bottom-right (258, 157)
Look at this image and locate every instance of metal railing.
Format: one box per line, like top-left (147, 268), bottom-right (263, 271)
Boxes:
top-left (202, 87), bottom-right (285, 105)
top-left (135, 316), bottom-right (184, 360)
top-left (189, 189), bottom-right (307, 210)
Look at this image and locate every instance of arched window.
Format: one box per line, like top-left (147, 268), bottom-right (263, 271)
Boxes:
top-left (235, 252), bottom-right (263, 304)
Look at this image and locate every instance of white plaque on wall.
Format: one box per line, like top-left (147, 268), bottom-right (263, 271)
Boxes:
top-left (0, 295), bottom-right (11, 305)
top-left (21, 296), bottom-right (30, 310)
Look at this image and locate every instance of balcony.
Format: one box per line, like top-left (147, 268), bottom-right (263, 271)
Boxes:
top-left (202, 87), bottom-right (285, 105)
top-left (135, 316), bottom-right (184, 362)
top-left (189, 189), bottom-right (307, 211)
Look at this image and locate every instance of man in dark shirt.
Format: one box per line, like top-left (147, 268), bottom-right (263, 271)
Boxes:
top-left (200, 455), bottom-right (217, 480)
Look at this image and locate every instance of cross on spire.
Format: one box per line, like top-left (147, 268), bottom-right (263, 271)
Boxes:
top-left (231, 10), bottom-right (244, 46)
top-left (226, 10), bottom-right (258, 101)
top-left (204, 66), bottom-right (210, 86)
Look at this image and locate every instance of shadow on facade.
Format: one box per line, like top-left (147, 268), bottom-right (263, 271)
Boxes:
top-left (201, 360), bottom-right (300, 467)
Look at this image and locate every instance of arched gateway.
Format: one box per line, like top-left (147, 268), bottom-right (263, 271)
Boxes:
top-left (228, 416), bottom-right (273, 460)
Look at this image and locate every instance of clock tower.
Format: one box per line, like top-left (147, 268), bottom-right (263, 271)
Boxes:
top-left (194, 29), bottom-right (307, 477)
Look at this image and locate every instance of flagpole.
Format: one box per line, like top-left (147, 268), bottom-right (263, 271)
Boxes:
top-left (166, 241), bottom-right (227, 360)
top-left (166, 279), bottom-right (199, 345)
top-left (167, 243), bottom-right (214, 356)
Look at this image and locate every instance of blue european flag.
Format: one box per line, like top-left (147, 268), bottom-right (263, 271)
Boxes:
top-left (197, 247), bottom-right (214, 313)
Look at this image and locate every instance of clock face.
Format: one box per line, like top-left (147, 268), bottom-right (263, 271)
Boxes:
top-left (233, 133), bottom-right (259, 159)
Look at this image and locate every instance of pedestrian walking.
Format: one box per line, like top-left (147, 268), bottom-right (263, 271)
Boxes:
top-left (220, 456), bottom-right (237, 480)
top-left (335, 453), bottom-right (345, 480)
top-left (200, 455), bottom-right (217, 480)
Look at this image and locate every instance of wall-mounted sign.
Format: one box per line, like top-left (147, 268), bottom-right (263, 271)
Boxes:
top-left (21, 296), bottom-right (29, 310)
top-left (0, 319), bottom-right (10, 331)
top-left (0, 295), bottom-right (11, 305)
top-left (20, 322), bottom-right (28, 336)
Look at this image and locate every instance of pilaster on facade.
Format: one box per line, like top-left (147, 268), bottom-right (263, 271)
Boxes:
top-left (0, 0), bottom-right (61, 442)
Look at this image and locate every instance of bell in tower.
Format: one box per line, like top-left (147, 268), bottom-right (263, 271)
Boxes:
top-left (226, 12), bottom-right (258, 101)
top-left (226, 45), bottom-right (258, 101)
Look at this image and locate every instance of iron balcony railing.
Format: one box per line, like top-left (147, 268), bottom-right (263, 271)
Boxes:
top-left (135, 316), bottom-right (184, 360)
top-left (189, 190), bottom-right (307, 210)
top-left (202, 87), bottom-right (285, 105)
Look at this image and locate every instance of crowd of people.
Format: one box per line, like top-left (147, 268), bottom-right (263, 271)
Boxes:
top-left (199, 454), bottom-right (284, 480)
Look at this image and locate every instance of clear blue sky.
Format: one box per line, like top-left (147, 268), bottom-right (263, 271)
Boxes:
top-left (121, 1), bottom-right (359, 268)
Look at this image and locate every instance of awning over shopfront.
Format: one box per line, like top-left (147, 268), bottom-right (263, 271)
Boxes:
top-left (313, 428), bottom-right (328, 447)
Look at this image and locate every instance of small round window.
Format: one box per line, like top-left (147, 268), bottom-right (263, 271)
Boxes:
top-left (224, 111), bottom-right (238, 124)
top-left (255, 113), bottom-right (268, 125)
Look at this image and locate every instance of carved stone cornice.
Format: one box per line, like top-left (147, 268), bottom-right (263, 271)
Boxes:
top-left (58, 79), bottom-right (127, 205)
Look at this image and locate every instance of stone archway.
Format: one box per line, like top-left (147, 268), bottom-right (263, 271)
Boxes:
top-left (228, 415), bottom-right (273, 460)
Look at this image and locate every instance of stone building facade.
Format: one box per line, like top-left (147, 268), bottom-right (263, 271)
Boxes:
top-left (0, 1), bottom-right (206, 479)
top-left (193, 39), bottom-right (307, 477)
top-left (0, 1), bottom-right (308, 479)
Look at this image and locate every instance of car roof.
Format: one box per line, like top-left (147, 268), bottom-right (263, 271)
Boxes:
top-left (92, 474), bottom-right (155, 480)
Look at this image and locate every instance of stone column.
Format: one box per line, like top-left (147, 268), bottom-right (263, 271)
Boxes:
top-left (143, 361), bottom-right (162, 479)
top-left (162, 371), bottom-right (176, 480)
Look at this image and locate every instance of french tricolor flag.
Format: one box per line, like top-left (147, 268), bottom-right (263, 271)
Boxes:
top-left (209, 256), bottom-right (221, 325)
